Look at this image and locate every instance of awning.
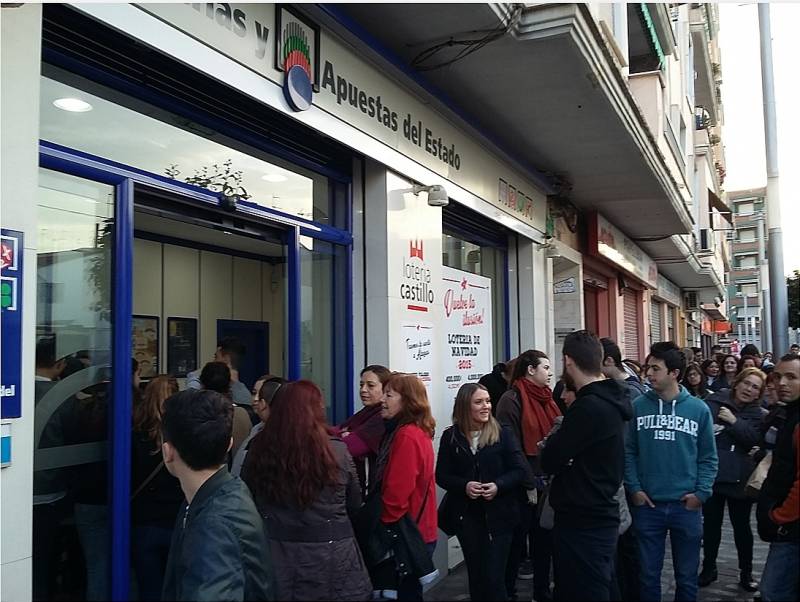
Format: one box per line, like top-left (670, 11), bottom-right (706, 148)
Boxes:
top-left (709, 189), bottom-right (732, 224)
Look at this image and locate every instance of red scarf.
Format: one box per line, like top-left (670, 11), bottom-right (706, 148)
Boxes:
top-left (516, 378), bottom-right (561, 456)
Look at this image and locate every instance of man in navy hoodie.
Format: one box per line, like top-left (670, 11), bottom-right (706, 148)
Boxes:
top-left (624, 342), bottom-right (718, 602)
top-left (541, 330), bottom-right (633, 601)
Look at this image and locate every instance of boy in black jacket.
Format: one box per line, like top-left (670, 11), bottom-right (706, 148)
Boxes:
top-left (161, 389), bottom-right (273, 601)
top-left (541, 330), bottom-right (633, 601)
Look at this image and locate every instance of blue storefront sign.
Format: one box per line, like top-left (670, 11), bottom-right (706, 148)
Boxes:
top-left (1, 229), bottom-right (23, 418)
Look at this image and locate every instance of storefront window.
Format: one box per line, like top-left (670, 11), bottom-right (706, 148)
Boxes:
top-left (34, 169), bottom-right (114, 601)
top-left (442, 230), bottom-right (507, 364)
top-left (300, 238), bottom-right (349, 422)
top-left (40, 73), bottom-right (333, 225)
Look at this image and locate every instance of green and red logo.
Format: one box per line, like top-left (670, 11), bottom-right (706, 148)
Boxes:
top-left (275, 6), bottom-right (320, 112)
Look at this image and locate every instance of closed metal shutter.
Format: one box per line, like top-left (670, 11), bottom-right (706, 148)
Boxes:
top-left (650, 299), bottom-right (663, 343)
top-left (623, 289), bottom-right (640, 361)
top-left (667, 307), bottom-right (675, 342)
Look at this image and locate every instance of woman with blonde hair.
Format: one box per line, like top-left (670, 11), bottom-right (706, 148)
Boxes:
top-left (436, 383), bottom-right (528, 601)
top-left (131, 375), bottom-right (182, 601)
top-left (699, 367), bottom-right (768, 592)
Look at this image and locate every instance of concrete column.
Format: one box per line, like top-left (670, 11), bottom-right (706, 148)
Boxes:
top-left (362, 160), bottom-right (391, 366)
top-left (1, 5), bottom-right (42, 601)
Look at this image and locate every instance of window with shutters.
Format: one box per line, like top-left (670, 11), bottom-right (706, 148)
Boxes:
top-left (622, 289), bottom-right (641, 361)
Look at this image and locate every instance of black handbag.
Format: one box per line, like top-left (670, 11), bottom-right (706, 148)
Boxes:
top-left (436, 491), bottom-right (463, 536)
top-left (353, 488), bottom-right (393, 568)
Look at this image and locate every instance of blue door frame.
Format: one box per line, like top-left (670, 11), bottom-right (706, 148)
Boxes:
top-left (39, 141), bottom-right (340, 599)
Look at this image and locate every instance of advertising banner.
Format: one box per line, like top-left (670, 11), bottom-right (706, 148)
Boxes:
top-left (1, 229), bottom-right (23, 418)
top-left (441, 266), bottom-right (493, 407)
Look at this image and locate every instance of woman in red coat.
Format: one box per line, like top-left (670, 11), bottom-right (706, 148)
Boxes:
top-left (373, 373), bottom-right (437, 601)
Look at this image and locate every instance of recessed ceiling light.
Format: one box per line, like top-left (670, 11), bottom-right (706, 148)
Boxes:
top-left (261, 173), bottom-right (288, 182)
top-left (53, 98), bottom-right (93, 112)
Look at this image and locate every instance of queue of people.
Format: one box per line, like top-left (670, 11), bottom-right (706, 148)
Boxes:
top-left (32, 330), bottom-right (799, 602)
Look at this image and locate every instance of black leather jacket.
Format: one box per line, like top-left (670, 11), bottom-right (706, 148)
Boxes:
top-left (705, 390), bottom-right (764, 498)
top-left (162, 468), bottom-right (274, 601)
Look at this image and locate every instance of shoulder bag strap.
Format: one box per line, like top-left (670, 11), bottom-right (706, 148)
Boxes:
top-left (132, 460), bottom-right (165, 501)
top-left (416, 476), bottom-right (434, 523)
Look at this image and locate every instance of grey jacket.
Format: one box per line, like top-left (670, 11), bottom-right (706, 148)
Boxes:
top-left (162, 468), bottom-right (273, 601)
top-left (246, 438), bottom-right (372, 601)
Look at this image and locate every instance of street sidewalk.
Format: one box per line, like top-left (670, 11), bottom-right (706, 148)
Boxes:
top-left (426, 518), bottom-right (769, 601)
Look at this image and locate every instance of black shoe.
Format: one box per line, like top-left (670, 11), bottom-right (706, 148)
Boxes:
top-left (739, 571), bottom-right (759, 592)
top-left (698, 567), bottom-right (718, 587)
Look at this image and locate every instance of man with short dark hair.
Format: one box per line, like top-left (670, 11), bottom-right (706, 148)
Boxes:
top-left (187, 337), bottom-right (251, 405)
top-left (541, 330), bottom-right (633, 601)
top-left (161, 389), bottom-right (273, 601)
top-left (624, 342), bottom-right (718, 602)
top-left (601, 337), bottom-right (648, 399)
top-left (790, 343), bottom-right (800, 354)
top-left (711, 344), bottom-right (723, 356)
top-left (757, 353), bottom-right (799, 602)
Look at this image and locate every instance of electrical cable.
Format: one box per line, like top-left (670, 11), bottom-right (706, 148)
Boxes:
top-left (410, 5), bottom-right (522, 72)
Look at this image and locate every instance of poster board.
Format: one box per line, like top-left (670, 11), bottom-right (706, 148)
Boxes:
top-left (441, 266), bottom-right (493, 407)
top-left (132, 315), bottom-right (159, 378)
top-left (167, 317), bottom-right (198, 378)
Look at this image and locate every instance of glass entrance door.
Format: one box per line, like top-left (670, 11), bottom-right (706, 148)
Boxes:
top-left (33, 169), bottom-right (116, 601)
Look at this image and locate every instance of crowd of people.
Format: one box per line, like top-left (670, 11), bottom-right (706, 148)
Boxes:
top-left (32, 333), bottom-right (799, 602)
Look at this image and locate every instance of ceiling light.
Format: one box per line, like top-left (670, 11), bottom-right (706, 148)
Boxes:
top-left (261, 173), bottom-right (288, 182)
top-left (53, 98), bottom-right (93, 112)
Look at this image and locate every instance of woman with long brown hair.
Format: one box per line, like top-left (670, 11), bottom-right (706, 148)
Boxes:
top-left (436, 383), bottom-right (527, 601)
top-left (496, 349), bottom-right (559, 602)
top-left (130, 375), bottom-right (181, 601)
top-left (682, 362), bottom-right (709, 400)
top-left (373, 373), bottom-right (437, 601)
top-left (243, 380), bottom-right (371, 601)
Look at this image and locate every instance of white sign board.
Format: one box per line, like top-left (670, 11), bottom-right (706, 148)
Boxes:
top-left (135, 3), bottom-right (548, 232)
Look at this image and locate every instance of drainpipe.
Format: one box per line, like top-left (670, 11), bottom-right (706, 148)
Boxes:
top-left (758, 4), bottom-right (789, 354)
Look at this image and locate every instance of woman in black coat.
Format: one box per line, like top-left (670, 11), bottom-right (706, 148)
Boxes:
top-left (699, 367), bottom-right (768, 592)
top-left (436, 383), bottom-right (528, 602)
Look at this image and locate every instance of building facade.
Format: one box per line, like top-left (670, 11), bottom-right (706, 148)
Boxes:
top-left (727, 187), bottom-right (769, 352)
top-left (1, 3), bottom-right (732, 599)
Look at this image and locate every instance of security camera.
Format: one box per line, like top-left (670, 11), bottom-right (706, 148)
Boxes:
top-left (413, 184), bottom-right (449, 207)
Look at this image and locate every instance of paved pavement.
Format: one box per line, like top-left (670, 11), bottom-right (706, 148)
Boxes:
top-left (426, 517), bottom-right (770, 601)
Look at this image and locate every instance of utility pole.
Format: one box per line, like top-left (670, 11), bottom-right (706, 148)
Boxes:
top-left (757, 212), bottom-right (772, 352)
top-left (758, 4), bottom-right (789, 354)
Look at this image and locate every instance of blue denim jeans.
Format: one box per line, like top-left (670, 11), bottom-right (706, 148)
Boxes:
top-left (131, 524), bottom-right (174, 601)
top-left (74, 503), bottom-right (109, 602)
top-left (760, 541), bottom-right (799, 602)
top-left (632, 501), bottom-right (702, 602)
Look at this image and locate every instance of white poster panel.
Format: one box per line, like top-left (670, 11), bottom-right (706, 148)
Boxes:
top-left (385, 173), bottom-right (443, 408)
top-left (441, 266), bottom-right (493, 410)
top-left (399, 321), bottom-right (435, 391)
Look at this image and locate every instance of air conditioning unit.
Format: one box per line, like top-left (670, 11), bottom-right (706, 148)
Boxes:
top-left (699, 228), bottom-right (713, 252)
top-left (685, 291), bottom-right (700, 311)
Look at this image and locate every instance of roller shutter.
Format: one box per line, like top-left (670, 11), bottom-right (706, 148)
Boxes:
top-left (667, 307), bottom-right (675, 342)
top-left (650, 299), bottom-right (663, 344)
top-left (622, 289), bottom-right (640, 361)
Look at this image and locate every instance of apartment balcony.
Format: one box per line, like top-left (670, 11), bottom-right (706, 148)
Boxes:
top-left (733, 240), bottom-right (759, 253)
top-left (691, 4), bottom-right (720, 125)
top-left (311, 3), bottom-right (693, 238)
top-left (730, 294), bottom-right (761, 309)
top-left (640, 233), bottom-right (725, 295)
top-left (731, 267), bottom-right (760, 279)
